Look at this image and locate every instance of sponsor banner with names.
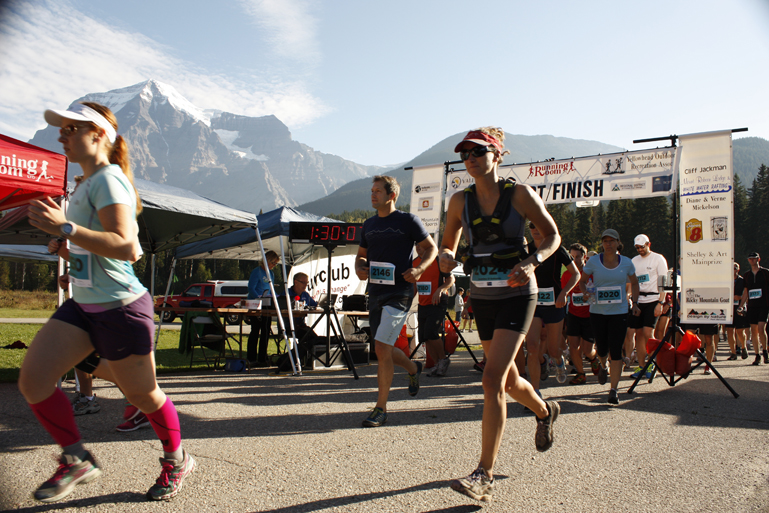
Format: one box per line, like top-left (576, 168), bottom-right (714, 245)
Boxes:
top-left (679, 131), bottom-right (734, 324)
top-left (445, 147), bottom-right (676, 208)
top-left (409, 164), bottom-right (443, 239)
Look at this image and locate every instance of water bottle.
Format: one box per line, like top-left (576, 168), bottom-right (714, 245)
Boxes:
top-left (586, 278), bottom-right (597, 305)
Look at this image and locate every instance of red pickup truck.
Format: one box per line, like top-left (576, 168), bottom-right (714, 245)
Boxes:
top-left (154, 280), bottom-right (249, 324)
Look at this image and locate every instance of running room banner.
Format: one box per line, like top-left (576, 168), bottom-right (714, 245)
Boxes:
top-left (409, 164), bottom-right (443, 239)
top-left (679, 131), bottom-right (734, 325)
top-left (445, 147), bottom-right (676, 208)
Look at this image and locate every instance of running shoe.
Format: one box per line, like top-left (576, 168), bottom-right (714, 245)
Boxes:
top-left (556, 361), bottom-right (567, 384)
top-left (474, 360), bottom-right (486, 373)
top-left (116, 411), bottom-right (151, 432)
top-left (727, 353), bottom-right (738, 361)
top-left (408, 361), bottom-right (422, 396)
top-left (146, 450), bottom-right (196, 501)
top-left (123, 404), bottom-right (140, 420)
top-left (535, 400), bottom-right (560, 452)
top-left (590, 358), bottom-right (601, 376)
top-left (645, 363), bottom-right (656, 379)
top-left (598, 364), bottom-right (608, 385)
top-left (362, 407), bottom-right (387, 427)
top-left (72, 395), bottom-right (100, 416)
top-left (630, 366), bottom-right (644, 379)
top-left (704, 366), bottom-right (712, 375)
top-left (608, 388), bottom-right (619, 405)
top-left (763, 350), bottom-right (769, 364)
top-left (540, 359), bottom-right (549, 381)
top-left (425, 365), bottom-right (438, 377)
top-left (435, 357), bottom-right (451, 377)
top-left (569, 373), bottom-right (587, 385)
top-left (742, 347), bottom-right (748, 359)
top-left (450, 466), bottom-right (494, 502)
top-left (753, 354), bottom-right (762, 366)
top-left (33, 451), bottom-right (102, 503)
top-left (547, 355), bottom-right (557, 376)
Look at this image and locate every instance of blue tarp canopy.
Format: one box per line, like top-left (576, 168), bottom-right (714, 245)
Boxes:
top-left (174, 206), bottom-right (343, 264)
top-left (0, 244), bottom-right (57, 263)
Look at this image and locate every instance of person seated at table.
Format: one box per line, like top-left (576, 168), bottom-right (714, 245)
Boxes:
top-left (286, 272), bottom-right (319, 341)
top-left (247, 251), bottom-right (279, 365)
top-left (288, 272), bottom-right (318, 310)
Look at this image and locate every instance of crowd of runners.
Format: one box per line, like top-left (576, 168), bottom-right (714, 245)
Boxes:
top-left (20, 116), bottom-right (758, 505)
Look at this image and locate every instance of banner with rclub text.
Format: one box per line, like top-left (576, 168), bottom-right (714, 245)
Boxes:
top-left (445, 147), bottom-right (676, 207)
top-left (678, 131), bottom-right (734, 325)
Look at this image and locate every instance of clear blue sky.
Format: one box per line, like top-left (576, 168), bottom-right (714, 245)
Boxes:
top-left (1, 0), bottom-right (767, 166)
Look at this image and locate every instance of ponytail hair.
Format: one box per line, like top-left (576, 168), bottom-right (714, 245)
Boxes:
top-left (80, 102), bottom-right (142, 215)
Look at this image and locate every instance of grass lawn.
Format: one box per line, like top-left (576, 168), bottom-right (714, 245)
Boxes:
top-left (0, 309), bottom-right (53, 318)
top-left (0, 323), bottom-right (275, 383)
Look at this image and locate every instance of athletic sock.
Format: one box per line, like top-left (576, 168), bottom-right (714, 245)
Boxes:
top-left (29, 387), bottom-right (81, 448)
top-left (63, 441), bottom-right (88, 461)
top-left (146, 397), bottom-right (183, 461)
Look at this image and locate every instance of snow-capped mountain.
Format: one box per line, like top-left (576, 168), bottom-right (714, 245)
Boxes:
top-left (29, 80), bottom-right (383, 212)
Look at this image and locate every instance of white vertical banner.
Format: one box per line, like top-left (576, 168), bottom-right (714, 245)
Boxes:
top-left (679, 131), bottom-right (734, 325)
top-left (409, 164), bottom-right (444, 240)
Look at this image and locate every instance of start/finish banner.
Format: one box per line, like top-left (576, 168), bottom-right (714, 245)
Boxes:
top-left (678, 131), bottom-right (734, 325)
top-left (445, 147), bottom-right (676, 206)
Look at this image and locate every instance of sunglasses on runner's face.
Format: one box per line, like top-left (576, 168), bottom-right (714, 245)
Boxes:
top-left (528, 223), bottom-right (537, 230)
top-left (459, 146), bottom-right (493, 161)
top-left (59, 124), bottom-right (93, 137)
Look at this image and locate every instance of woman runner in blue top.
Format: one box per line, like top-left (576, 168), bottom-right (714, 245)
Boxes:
top-left (440, 127), bottom-right (562, 502)
top-left (21, 102), bottom-right (195, 503)
top-left (579, 228), bottom-right (640, 405)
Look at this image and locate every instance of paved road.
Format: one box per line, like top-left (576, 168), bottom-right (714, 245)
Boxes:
top-left (1, 344), bottom-right (768, 512)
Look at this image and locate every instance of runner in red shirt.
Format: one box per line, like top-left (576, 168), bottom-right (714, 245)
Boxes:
top-left (561, 243), bottom-right (599, 384)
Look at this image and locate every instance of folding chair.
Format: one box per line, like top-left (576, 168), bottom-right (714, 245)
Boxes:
top-left (189, 315), bottom-right (227, 369)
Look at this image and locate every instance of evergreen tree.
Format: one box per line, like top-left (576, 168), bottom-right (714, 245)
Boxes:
top-left (604, 199), bottom-right (634, 255)
top-left (746, 164), bottom-right (769, 259)
top-left (632, 197), bottom-right (672, 264)
top-left (573, 204), bottom-right (595, 250)
top-left (733, 173), bottom-right (749, 268)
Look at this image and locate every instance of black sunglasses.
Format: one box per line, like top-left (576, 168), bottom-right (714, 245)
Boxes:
top-left (528, 223), bottom-right (537, 230)
top-left (59, 124), bottom-right (91, 137)
top-left (459, 146), bottom-right (493, 161)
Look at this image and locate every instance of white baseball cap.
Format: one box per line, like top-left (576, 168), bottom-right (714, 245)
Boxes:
top-left (634, 234), bottom-right (650, 246)
top-left (44, 103), bottom-right (117, 143)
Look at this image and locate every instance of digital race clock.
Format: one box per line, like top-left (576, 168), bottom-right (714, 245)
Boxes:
top-left (289, 222), bottom-right (363, 246)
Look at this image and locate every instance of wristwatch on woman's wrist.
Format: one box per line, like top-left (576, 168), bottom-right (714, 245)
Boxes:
top-left (60, 222), bottom-right (77, 239)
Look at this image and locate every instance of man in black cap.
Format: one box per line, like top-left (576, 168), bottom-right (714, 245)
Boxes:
top-left (738, 252), bottom-right (769, 365)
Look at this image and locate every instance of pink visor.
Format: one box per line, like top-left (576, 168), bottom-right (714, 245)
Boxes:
top-left (454, 130), bottom-right (502, 152)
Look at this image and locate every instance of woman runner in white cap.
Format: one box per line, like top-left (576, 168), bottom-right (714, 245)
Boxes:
top-left (20, 102), bottom-right (195, 503)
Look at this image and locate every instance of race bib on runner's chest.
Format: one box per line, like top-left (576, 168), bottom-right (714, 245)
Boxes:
top-left (537, 287), bottom-right (555, 306)
top-left (369, 261), bottom-right (396, 285)
top-left (749, 288), bottom-right (762, 300)
top-left (68, 244), bottom-right (94, 288)
top-left (471, 264), bottom-right (510, 288)
top-left (637, 273), bottom-right (650, 284)
top-left (596, 286), bottom-right (623, 304)
top-left (417, 282), bottom-right (432, 295)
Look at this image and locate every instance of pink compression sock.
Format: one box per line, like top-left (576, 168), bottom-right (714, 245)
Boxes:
top-left (145, 397), bottom-right (182, 454)
top-left (29, 387), bottom-right (81, 448)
